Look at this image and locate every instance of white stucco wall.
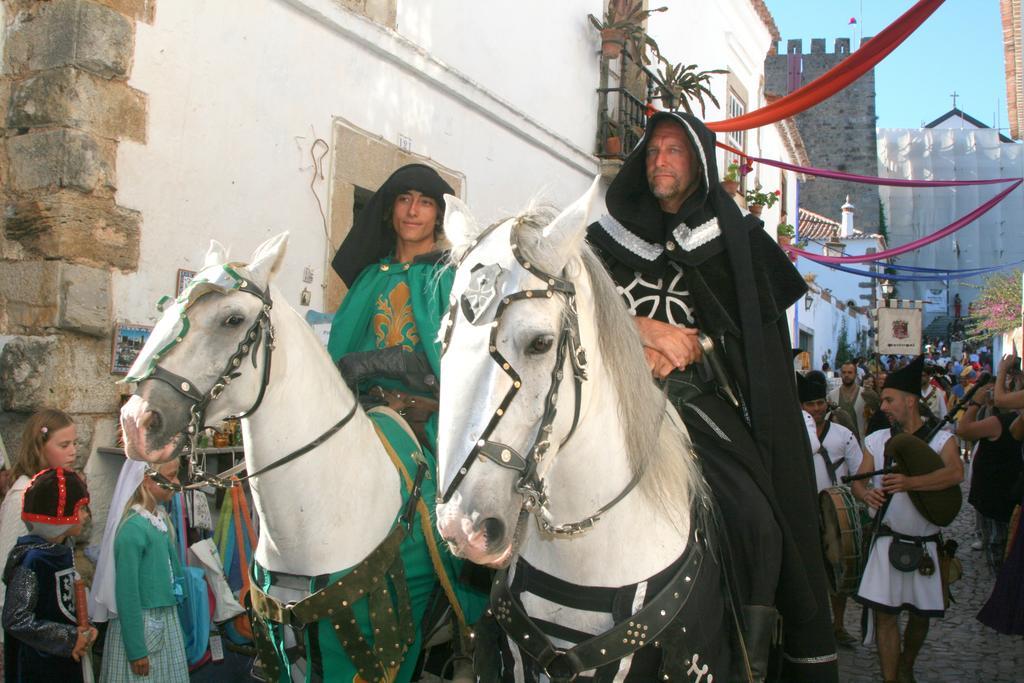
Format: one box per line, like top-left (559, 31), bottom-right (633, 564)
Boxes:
top-left (799, 237), bottom-right (883, 307)
top-left (800, 292), bottom-right (873, 371)
top-left (113, 0), bottom-right (603, 327)
top-left (648, 0), bottom-right (791, 231)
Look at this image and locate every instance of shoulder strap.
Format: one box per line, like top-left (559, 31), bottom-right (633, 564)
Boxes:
top-left (817, 420), bottom-right (839, 486)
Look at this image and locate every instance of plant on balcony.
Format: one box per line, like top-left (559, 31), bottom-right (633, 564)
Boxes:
top-left (588, 0), bottom-right (667, 63)
top-left (744, 185), bottom-right (780, 215)
top-left (776, 222), bottom-right (795, 238)
top-left (598, 121), bottom-right (622, 157)
top-left (722, 162), bottom-right (741, 196)
top-left (655, 60), bottom-right (727, 116)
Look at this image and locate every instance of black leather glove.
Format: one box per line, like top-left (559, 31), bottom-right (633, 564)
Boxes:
top-left (337, 347), bottom-right (438, 396)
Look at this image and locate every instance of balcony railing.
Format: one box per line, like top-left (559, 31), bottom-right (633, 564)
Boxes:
top-left (596, 48), bottom-right (669, 160)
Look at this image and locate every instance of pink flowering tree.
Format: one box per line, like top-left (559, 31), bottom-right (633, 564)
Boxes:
top-left (966, 269), bottom-right (1022, 341)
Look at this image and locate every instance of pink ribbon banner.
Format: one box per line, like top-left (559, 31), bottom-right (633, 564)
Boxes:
top-left (716, 142), bottom-right (1021, 187)
top-left (785, 180), bottom-right (1023, 263)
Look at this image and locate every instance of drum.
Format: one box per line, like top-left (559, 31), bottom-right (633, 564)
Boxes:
top-left (819, 486), bottom-right (865, 594)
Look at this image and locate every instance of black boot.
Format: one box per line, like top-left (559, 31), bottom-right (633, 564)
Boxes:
top-left (741, 605), bottom-right (778, 682)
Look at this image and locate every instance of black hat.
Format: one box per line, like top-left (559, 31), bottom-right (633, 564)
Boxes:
top-left (882, 354), bottom-right (924, 397)
top-left (22, 467), bottom-right (89, 526)
top-left (797, 371), bottom-right (828, 403)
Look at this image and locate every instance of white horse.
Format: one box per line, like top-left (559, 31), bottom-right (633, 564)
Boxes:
top-left (119, 234), bottom-right (476, 682)
top-left (434, 183), bottom-right (739, 681)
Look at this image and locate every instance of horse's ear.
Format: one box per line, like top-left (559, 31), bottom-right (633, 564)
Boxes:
top-left (541, 176), bottom-right (602, 271)
top-left (203, 240), bottom-right (230, 268)
top-left (248, 232), bottom-right (289, 288)
top-left (442, 194), bottom-right (479, 249)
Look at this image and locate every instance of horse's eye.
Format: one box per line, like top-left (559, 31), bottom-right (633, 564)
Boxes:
top-left (526, 334), bottom-right (555, 355)
top-left (223, 314), bottom-right (245, 327)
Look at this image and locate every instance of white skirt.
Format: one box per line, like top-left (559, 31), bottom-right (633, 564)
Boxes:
top-left (856, 535), bottom-right (944, 618)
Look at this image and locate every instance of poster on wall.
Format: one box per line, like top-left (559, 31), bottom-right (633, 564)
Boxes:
top-left (876, 305), bottom-right (923, 355)
top-left (111, 323), bottom-right (152, 375)
top-left (923, 287), bottom-right (946, 313)
top-left (176, 269), bottom-right (197, 298)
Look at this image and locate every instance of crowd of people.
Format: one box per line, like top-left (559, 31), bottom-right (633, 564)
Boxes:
top-left (797, 348), bottom-right (1024, 682)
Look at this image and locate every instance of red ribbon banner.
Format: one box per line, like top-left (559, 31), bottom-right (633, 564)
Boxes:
top-left (706, 0), bottom-right (945, 132)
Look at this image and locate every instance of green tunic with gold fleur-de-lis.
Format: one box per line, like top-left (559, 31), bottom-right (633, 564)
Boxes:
top-left (326, 253), bottom-right (454, 452)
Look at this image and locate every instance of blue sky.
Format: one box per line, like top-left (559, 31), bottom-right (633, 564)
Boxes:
top-left (764, 0), bottom-right (1008, 132)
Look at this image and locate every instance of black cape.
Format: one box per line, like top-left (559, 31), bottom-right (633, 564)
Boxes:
top-left (588, 111), bottom-right (837, 681)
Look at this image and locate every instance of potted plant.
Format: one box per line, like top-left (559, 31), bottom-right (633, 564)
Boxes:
top-left (601, 120), bottom-right (623, 157)
top-left (722, 162), bottom-right (741, 197)
top-left (588, 0), bottom-right (667, 63)
top-left (655, 60), bottom-right (727, 115)
top-left (776, 221), bottom-right (795, 246)
top-left (744, 186), bottom-right (781, 216)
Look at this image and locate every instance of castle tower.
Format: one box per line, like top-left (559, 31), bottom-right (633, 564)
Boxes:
top-left (765, 38), bottom-right (880, 233)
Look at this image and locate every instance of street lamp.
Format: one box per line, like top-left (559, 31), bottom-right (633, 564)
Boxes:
top-left (804, 292), bottom-right (814, 311)
top-left (880, 279), bottom-right (894, 302)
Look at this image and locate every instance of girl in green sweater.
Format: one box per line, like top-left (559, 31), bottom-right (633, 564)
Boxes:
top-left (99, 459), bottom-right (188, 682)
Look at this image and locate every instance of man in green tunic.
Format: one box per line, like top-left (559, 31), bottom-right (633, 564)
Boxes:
top-left (309, 164), bottom-right (485, 682)
top-left (328, 164), bottom-right (455, 452)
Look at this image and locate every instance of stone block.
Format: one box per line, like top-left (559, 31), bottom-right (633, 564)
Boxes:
top-left (8, 67), bottom-right (146, 143)
top-left (0, 334), bottom-right (119, 414)
top-left (6, 129), bottom-right (116, 193)
top-left (4, 191), bottom-right (141, 271)
top-left (92, 0), bottom-right (155, 23)
top-left (0, 78), bottom-right (11, 132)
top-left (0, 335), bottom-right (58, 412)
top-left (810, 39), bottom-right (826, 54)
top-left (7, 0), bottom-right (134, 79)
top-left (364, 0), bottom-right (397, 28)
top-left (0, 260), bottom-right (60, 333)
top-left (51, 335), bottom-right (120, 414)
top-left (58, 263), bottom-right (111, 337)
top-left (0, 411), bottom-right (20, 468)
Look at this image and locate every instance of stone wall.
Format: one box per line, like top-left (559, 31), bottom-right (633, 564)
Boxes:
top-left (764, 38), bottom-right (880, 231)
top-left (0, 0), bottom-right (151, 465)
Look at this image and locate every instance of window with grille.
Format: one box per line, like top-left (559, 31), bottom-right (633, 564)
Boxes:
top-left (724, 90), bottom-right (747, 185)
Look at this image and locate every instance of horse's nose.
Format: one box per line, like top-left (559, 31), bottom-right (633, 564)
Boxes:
top-left (146, 409), bottom-right (163, 434)
top-left (480, 517), bottom-right (506, 550)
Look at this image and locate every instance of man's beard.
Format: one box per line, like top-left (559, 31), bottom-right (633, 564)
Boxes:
top-left (649, 176), bottom-right (698, 205)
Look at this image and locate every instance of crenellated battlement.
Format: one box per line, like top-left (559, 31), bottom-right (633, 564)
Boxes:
top-left (763, 37), bottom-right (880, 233)
top-left (774, 36), bottom-right (873, 56)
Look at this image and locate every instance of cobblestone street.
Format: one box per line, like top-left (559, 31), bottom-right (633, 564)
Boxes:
top-left (836, 482), bottom-right (1024, 682)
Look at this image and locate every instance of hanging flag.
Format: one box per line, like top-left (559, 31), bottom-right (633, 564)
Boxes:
top-left (849, 17), bottom-right (858, 25)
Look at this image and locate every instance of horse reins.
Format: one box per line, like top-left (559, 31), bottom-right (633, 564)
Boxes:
top-left (142, 275), bottom-right (358, 491)
top-left (442, 221), bottom-right (640, 537)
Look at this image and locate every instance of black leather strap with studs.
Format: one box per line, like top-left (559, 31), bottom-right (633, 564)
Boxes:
top-left (489, 529), bottom-right (707, 681)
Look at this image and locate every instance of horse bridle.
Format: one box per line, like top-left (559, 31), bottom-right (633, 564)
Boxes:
top-left (139, 269), bottom-right (358, 490)
top-left (441, 221), bottom-right (640, 536)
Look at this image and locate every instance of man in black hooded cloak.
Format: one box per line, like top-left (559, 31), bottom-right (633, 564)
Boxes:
top-left (587, 112), bottom-right (838, 682)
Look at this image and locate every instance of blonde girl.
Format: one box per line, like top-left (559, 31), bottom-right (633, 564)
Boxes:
top-left (0, 408), bottom-right (78, 623)
top-left (95, 458), bottom-right (188, 682)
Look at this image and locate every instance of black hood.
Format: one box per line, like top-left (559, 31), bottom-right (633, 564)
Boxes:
top-left (592, 111), bottom-right (751, 273)
top-left (331, 164), bottom-right (454, 287)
